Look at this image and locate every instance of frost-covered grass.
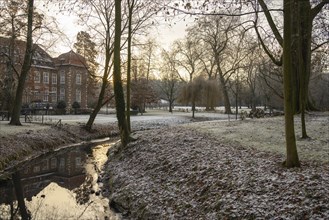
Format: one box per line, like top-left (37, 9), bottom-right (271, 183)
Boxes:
top-left (105, 124), bottom-right (329, 219)
top-left (185, 113), bottom-right (329, 163)
top-left (0, 121), bottom-right (49, 137)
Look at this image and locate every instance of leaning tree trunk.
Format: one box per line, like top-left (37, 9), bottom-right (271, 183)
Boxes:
top-left (10, 0), bottom-right (34, 126)
top-left (283, 0), bottom-right (300, 168)
top-left (85, 77), bottom-right (108, 131)
top-left (114, 0), bottom-right (130, 147)
top-left (85, 44), bottom-right (111, 131)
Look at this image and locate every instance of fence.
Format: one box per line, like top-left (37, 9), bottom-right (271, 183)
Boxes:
top-left (24, 114), bottom-right (62, 127)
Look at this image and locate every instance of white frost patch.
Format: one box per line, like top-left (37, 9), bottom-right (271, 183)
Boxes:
top-left (26, 182), bottom-right (118, 219)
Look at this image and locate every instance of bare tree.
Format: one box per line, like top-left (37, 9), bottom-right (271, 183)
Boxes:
top-left (125, 0), bottom-right (159, 131)
top-left (281, 0), bottom-right (300, 167)
top-left (198, 49), bottom-right (218, 111)
top-left (9, 0), bottom-right (34, 125)
top-left (0, 0), bottom-right (44, 121)
top-left (168, 0), bottom-right (328, 167)
top-left (189, 15), bottom-right (248, 114)
top-left (130, 38), bottom-right (158, 114)
top-left (158, 48), bottom-right (181, 112)
top-left (69, 0), bottom-right (159, 131)
top-left (114, 0), bottom-right (130, 146)
top-left (173, 36), bottom-right (203, 118)
top-left (178, 76), bottom-right (213, 115)
top-left (309, 50), bottom-right (329, 110)
top-left (255, 0), bottom-right (329, 139)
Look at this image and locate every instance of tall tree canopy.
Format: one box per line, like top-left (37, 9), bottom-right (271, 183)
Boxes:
top-left (73, 31), bottom-right (99, 77)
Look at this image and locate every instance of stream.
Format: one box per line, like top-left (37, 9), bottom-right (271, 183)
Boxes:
top-left (0, 141), bottom-right (121, 220)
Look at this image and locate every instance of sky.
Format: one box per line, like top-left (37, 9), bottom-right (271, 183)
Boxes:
top-left (35, 2), bottom-right (189, 57)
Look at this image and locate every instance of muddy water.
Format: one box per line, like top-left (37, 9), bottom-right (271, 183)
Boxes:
top-left (0, 141), bottom-right (121, 220)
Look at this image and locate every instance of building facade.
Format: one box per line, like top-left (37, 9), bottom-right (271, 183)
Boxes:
top-left (0, 37), bottom-right (88, 112)
top-left (54, 51), bottom-right (88, 110)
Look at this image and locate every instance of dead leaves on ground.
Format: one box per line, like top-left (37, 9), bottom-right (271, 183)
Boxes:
top-left (106, 127), bottom-right (329, 219)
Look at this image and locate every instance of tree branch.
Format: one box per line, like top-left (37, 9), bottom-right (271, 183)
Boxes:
top-left (167, 5), bottom-right (283, 17)
top-left (257, 0), bottom-right (283, 47)
top-left (254, 23), bottom-right (282, 66)
top-left (311, 40), bottom-right (329, 52)
top-left (311, 0), bottom-right (329, 20)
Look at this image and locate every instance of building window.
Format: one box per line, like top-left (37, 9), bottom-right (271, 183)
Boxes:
top-left (76, 89), bottom-right (81, 103)
top-left (52, 73), bottom-right (57, 84)
top-left (76, 73), bottom-right (81, 85)
top-left (43, 72), bottom-right (49, 83)
top-left (75, 157), bottom-right (82, 168)
top-left (51, 87), bottom-right (57, 102)
top-left (43, 89), bottom-right (49, 102)
top-left (33, 165), bottom-right (41, 173)
top-left (34, 71), bottom-right (40, 83)
top-left (59, 158), bottom-right (65, 170)
top-left (60, 87), bottom-right (65, 101)
top-left (24, 166), bottom-right (31, 174)
top-left (60, 71), bottom-right (65, 84)
top-left (50, 158), bottom-right (57, 169)
top-left (42, 159), bottom-right (49, 171)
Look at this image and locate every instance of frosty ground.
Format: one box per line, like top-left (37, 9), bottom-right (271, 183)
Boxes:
top-left (0, 110), bottom-right (328, 219)
top-left (103, 111), bottom-right (329, 219)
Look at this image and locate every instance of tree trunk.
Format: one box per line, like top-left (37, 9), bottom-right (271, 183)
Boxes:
top-left (192, 100), bottom-right (195, 118)
top-left (283, 0), bottom-right (300, 168)
top-left (306, 98), bottom-right (318, 111)
top-left (85, 79), bottom-right (108, 131)
top-left (12, 172), bottom-right (31, 219)
top-left (219, 74), bottom-right (232, 114)
top-left (169, 101), bottom-right (173, 112)
top-left (126, 0), bottom-right (134, 132)
top-left (206, 85), bottom-right (210, 111)
top-left (114, 0), bottom-right (130, 147)
top-left (235, 92), bottom-right (238, 120)
top-left (298, 0), bottom-right (312, 139)
top-left (4, 21), bottom-right (16, 118)
top-left (9, 0), bottom-right (34, 126)
top-left (85, 14), bottom-right (113, 131)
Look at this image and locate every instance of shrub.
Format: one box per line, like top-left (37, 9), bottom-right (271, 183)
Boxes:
top-left (56, 100), bottom-right (67, 115)
top-left (72, 101), bottom-right (81, 114)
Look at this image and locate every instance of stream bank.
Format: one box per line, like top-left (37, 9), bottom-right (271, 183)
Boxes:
top-left (0, 123), bottom-right (119, 172)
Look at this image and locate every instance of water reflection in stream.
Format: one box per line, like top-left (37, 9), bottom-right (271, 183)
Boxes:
top-left (0, 141), bottom-right (121, 220)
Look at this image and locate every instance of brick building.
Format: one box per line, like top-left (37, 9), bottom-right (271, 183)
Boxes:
top-left (0, 37), bottom-right (88, 112)
top-left (54, 50), bottom-right (88, 110)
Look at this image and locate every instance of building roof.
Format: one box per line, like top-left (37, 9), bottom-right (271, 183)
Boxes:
top-left (54, 50), bottom-right (87, 67)
top-left (0, 37), bottom-right (55, 69)
top-left (0, 37), bottom-right (88, 70)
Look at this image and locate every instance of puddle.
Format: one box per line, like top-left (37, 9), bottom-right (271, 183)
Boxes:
top-left (0, 141), bottom-right (121, 220)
